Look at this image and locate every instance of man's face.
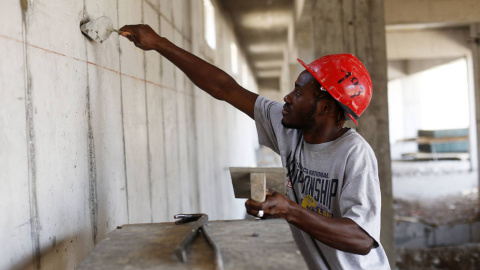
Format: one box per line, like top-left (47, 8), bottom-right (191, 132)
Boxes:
top-left (281, 71), bottom-right (319, 129)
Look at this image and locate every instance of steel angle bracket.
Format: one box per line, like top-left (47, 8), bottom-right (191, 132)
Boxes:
top-left (174, 213), bottom-right (224, 270)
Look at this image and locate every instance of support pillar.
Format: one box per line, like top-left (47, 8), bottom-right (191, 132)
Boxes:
top-left (309, 0), bottom-right (395, 266)
top-left (471, 23), bottom-right (480, 203)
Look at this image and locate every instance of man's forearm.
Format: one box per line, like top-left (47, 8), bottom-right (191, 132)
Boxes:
top-left (285, 202), bottom-right (374, 255)
top-left (119, 24), bottom-right (258, 118)
top-left (153, 37), bottom-right (234, 101)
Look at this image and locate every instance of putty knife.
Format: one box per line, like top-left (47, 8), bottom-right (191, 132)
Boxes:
top-left (80, 16), bottom-right (125, 43)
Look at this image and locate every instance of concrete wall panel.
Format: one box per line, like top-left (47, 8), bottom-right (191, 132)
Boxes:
top-left (143, 0), bottom-right (169, 222)
top-left (84, 0), bottom-right (129, 243)
top-left (159, 0), bottom-right (173, 22)
top-left (0, 2), bottom-right (33, 270)
top-left (172, 0), bottom-right (185, 33)
top-left (24, 1), bottom-right (94, 269)
top-left (173, 30), bottom-right (194, 213)
top-left (2, 0), bottom-right (259, 267)
top-left (182, 40), bottom-right (198, 212)
top-left (28, 46), bottom-right (92, 270)
top-left (118, 0), bottom-right (152, 223)
top-left (159, 17), bottom-right (182, 219)
top-left (194, 89), bottom-right (216, 216)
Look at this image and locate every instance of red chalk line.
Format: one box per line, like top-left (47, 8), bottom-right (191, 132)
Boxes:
top-left (0, 33), bottom-right (196, 97)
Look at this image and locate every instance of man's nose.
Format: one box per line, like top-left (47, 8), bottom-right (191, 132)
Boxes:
top-left (284, 92), bottom-right (292, 103)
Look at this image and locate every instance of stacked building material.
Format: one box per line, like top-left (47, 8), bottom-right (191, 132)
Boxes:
top-left (417, 128), bottom-right (469, 153)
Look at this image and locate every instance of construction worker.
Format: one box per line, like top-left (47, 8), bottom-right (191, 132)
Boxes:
top-left (120, 24), bottom-right (390, 270)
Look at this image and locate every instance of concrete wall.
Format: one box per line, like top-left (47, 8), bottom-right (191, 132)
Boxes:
top-left (0, 0), bottom-right (258, 269)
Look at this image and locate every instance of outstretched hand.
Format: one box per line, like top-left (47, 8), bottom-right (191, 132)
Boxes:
top-left (245, 190), bottom-right (293, 220)
top-left (119, 24), bottom-right (162, 51)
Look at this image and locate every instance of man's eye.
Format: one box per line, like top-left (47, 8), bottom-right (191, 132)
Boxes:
top-left (295, 90), bottom-right (300, 96)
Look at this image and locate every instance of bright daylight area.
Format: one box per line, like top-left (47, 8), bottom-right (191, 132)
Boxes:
top-left (388, 54), bottom-right (480, 266)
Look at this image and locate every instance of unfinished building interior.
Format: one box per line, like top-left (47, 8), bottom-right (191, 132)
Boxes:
top-left (2, 0), bottom-right (480, 269)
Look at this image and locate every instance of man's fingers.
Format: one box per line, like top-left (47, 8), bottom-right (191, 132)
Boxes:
top-left (266, 189), bottom-right (276, 196)
top-left (119, 31), bottom-right (135, 42)
top-left (119, 25), bottom-right (132, 33)
top-left (121, 32), bottom-right (139, 45)
top-left (245, 199), bottom-right (261, 210)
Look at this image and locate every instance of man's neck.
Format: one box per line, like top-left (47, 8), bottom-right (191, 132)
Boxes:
top-left (303, 125), bottom-right (347, 144)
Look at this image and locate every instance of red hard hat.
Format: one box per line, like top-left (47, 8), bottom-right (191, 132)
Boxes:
top-left (298, 54), bottom-right (372, 125)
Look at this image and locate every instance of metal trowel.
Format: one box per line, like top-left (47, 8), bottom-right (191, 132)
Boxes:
top-left (80, 16), bottom-right (126, 43)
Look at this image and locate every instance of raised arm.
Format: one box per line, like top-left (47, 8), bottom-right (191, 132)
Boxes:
top-left (119, 24), bottom-right (258, 119)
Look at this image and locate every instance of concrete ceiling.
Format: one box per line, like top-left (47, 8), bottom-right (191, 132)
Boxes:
top-left (219, 0), bottom-right (480, 92)
top-left (219, 0), bottom-right (294, 92)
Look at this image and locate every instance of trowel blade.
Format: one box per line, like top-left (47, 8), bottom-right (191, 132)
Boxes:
top-left (80, 16), bottom-right (115, 43)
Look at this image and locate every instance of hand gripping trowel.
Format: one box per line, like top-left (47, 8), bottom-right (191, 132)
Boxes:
top-left (80, 16), bottom-right (129, 43)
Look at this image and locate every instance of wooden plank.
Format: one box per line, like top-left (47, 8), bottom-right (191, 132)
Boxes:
top-left (0, 1), bottom-right (33, 269)
top-left (418, 129), bottom-right (469, 138)
top-left (400, 136), bottom-right (469, 144)
top-left (78, 219), bottom-right (308, 269)
top-left (401, 152), bottom-right (470, 161)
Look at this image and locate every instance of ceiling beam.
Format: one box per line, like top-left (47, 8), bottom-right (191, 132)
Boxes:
top-left (385, 0), bottom-right (480, 26)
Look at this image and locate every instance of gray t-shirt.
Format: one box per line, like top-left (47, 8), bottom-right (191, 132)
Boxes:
top-left (254, 96), bottom-right (390, 270)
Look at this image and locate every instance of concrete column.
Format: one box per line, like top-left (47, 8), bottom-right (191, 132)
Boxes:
top-left (291, 11), bottom-right (314, 94)
top-left (309, 0), bottom-right (395, 266)
top-left (471, 23), bottom-right (480, 202)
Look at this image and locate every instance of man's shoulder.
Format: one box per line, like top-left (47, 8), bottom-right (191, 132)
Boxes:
top-left (254, 95), bottom-right (285, 126)
top-left (339, 129), bottom-right (376, 157)
top-left (255, 95), bottom-right (283, 111)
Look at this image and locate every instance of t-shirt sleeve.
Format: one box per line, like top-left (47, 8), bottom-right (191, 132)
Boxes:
top-left (254, 96), bottom-right (285, 155)
top-left (339, 168), bottom-right (382, 246)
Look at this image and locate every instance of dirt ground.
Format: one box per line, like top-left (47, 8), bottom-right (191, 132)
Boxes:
top-left (394, 189), bottom-right (480, 226)
top-left (396, 243), bottom-right (480, 270)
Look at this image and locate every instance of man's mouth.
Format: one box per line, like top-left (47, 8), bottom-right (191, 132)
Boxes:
top-left (282, 105), bottom-right (290, 115)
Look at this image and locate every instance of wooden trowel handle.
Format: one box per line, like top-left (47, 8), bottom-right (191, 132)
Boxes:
top-left (250, 173), bottom-right (266, 202)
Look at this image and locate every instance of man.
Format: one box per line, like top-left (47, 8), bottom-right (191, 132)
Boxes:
top-left (119, 24), bottom-right (390, 269)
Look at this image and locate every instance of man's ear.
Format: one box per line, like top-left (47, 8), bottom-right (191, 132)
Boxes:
top-left (317, 99), bottom-right (336, 116)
